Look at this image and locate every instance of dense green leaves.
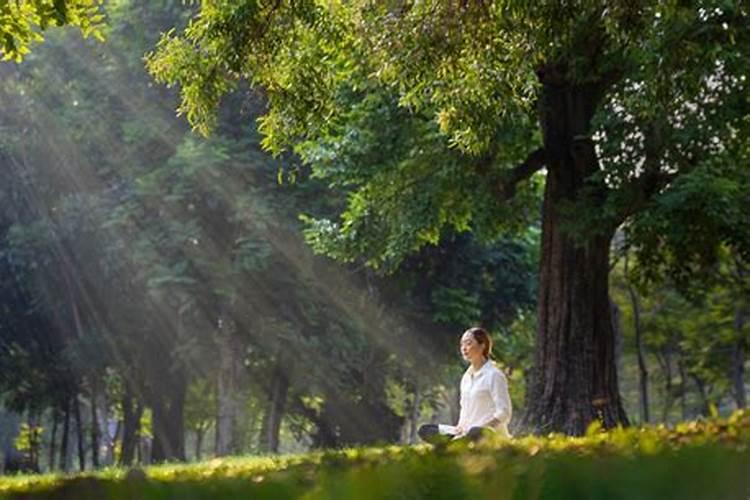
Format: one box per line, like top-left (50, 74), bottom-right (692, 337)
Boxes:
top-left (0, 0), bottom-right (105, 61)
top-left (148, 1), bottom-right (750, 284)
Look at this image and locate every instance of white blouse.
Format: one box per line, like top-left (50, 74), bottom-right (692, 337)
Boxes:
top-left (458, 360), bottom-right (512, 437)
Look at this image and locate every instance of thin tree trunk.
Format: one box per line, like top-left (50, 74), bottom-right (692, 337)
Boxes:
top-left (624, 254), bottom-right (650, 423)
top-left (59, 399), bottom-right (70, 472)
top-left (108, 419), bottom-right (121, 465)
top-left (73, 396), bottom-right (85, 471)
top-left (48, 409), bottom-right (58, 472)
top-left (259, 364), bottom-right (289, 454)
top-left (28, 412), bottom-right (41, 472)
top-left (195, 427), bottom-right (205, 461)
top-left (692, 375), bottom-right (711, 416)
top-left (657, 349), bottom-right (674, 422)
top-left (409, 382), bottom-right (421, 444)
top-left (90, 383), bottom-right (100, 468)
top-left (521, 74), bottom-right (628, 435)
top-left (215, 318), bottom-right (244, 456)
top-left (731, 307), bottom-right (747, 409)
top-left (678, 359), bottom-right (689, 420)
top-left (120, 397), bottom-right (143, 466)
top-left (611, 300), bottom-right (624, 382)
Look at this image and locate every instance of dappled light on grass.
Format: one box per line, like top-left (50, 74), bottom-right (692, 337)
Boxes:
top-left (1, 410), bottom-right (749, 499)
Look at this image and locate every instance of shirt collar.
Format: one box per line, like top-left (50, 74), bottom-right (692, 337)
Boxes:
top-left (466, 359), bottom-right (492, 377)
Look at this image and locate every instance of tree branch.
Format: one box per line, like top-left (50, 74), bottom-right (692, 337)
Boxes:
top-left (486, 147), bottom-right (547, 200)
top-left (618, 168), bottom-right (676, 222)
top-left (616, 121), bottom-right (682, 223)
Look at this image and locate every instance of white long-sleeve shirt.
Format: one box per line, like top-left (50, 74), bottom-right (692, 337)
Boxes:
top-left (457, 360), bottom-right (512, 437)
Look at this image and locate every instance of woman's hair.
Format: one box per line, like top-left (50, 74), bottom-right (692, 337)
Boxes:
top-left (465, 327), bottom-right (493, 360)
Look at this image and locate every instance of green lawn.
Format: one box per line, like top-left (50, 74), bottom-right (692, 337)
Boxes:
top-left (2, 411), bottom-right (749, 499)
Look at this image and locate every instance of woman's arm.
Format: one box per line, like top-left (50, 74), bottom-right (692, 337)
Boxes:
top-left (482, 370), bottom-right (512, 428)
top-left (455, 374), bottom-right (468, 435)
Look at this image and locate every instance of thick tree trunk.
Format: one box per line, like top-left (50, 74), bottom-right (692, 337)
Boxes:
top-left (731, 307), bottom-right (746, 409)
top-left (522, 76), bottom-right (628, 435)
top-left (214, 321), bottom-right (244, 457)
top-left (259, 364), bottom-right (289, 454)
top-left (73, 396), bottom-right (85, 471)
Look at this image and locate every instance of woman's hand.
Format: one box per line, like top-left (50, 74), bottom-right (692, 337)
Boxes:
top-left (452, 426), bottom-right (465, 439)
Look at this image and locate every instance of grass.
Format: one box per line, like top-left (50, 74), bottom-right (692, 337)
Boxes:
top-left (2, 410), bottom-right (749, 499)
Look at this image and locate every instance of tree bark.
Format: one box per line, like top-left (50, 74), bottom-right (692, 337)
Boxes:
top-left (521, 75), bottom-right (628, 435)
top-left (259, 363), bottom-right (289, 454)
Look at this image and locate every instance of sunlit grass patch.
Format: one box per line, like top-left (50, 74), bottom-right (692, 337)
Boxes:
top-left (1, 410), bottom-right (749, 499)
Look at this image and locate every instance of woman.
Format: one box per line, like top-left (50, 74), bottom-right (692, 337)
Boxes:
top-left (418, 327), bottom-right (512, 443)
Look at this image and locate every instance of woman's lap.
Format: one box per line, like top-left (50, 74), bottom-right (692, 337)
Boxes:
top-left (417, 424), bottom-right (491, 444)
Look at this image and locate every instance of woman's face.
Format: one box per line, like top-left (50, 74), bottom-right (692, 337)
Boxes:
top-left (460, 331), bottom-right (484, 364)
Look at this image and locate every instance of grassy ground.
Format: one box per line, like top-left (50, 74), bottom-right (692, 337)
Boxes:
top-left (2, 411), bottom-right (749, 499)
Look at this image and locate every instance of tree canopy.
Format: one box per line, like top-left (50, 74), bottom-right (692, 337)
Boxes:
top-left (147, 0), bottom-right (750, 434)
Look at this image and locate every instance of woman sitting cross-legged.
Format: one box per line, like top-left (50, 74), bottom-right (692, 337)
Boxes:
top-left (418, 327), bottom-right (512, 444)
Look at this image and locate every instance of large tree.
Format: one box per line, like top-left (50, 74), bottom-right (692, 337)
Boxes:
top-left (146, 1), bottom-right (750, 434)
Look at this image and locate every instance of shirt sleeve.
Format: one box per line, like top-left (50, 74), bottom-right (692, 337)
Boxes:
top-left (457, 374), bottom-right (468, 429)
top-left (487, 370), bottom-right (512, 426)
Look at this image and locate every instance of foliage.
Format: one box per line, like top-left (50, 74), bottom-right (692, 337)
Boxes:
top-left (0, 0), bottom-right (105, 61)
top-left (146, 1), bottom-right (548, 272)
top-left (146, 1), bottom-right (750, 274)
top-left (1, 410), bottom-right (749, 499)
top-left (13, 422), bottom-right (42, 456)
